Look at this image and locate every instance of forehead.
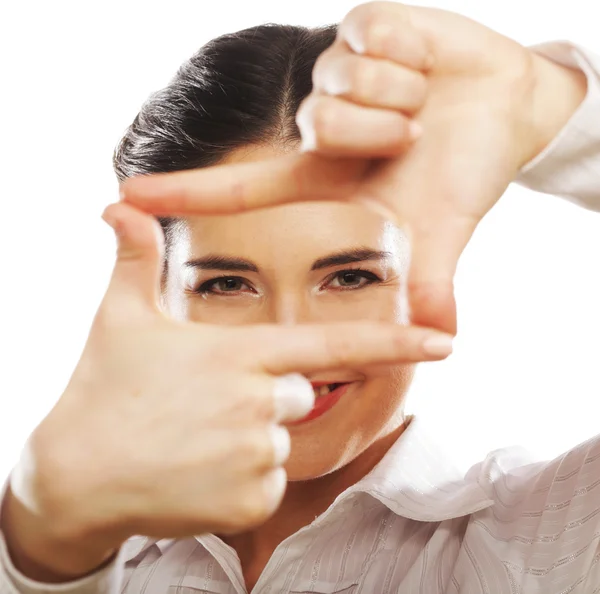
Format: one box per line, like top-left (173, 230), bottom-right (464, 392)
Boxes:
top-left (172, 143), bottom-right (409, 267)
top-left (194, 196), bottom-right (401, 238)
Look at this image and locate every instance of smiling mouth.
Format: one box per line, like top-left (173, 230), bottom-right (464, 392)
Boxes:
top-left (313, 383), bottom-right (345, 398)
top-left (288, 382), bottom-right (353, 425)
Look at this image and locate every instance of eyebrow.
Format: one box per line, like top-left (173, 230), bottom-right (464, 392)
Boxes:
top-left (183, 255), bottom-right (258, 273)
top-left (183, 248), bottom-right (392, 274)
top-left (310, 248), bottom-right (393, 271)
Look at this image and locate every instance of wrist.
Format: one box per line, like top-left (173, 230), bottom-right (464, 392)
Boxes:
top-left (1, 484), bottom-right (117, 582)
top-left (3, 423), bottom-right (127, 580)
top-left (523, 51), bottom-right (588, 166)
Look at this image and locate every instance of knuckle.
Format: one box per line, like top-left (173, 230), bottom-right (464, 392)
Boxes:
top-left (245, 389), bottom-right (276, 422)
top-left (350, 58), bottom-right (376, 100)
top-left (235, 494), bottom-right (268, 527)
top-left (363, 19), bottom-right (395, 55)
top-left (403, 71), bottom-right (427, 106)
top-left (235, 473), bottom-right (283, 527)
top-left (237, 430), bottom-right (272, 466)
top-left (413, 73), bottom-right (428, 103)
top-left (226, 382), bottom-right (277, 429)
top-left (344, 2), bottom-right (410, 56)
top-left (346, 2), bottom-right (381, 25)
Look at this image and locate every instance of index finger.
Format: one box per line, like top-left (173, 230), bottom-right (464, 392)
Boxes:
top-left (249, 321), bottom-right (454, 375)
top-left (119, 153), bottom-right (367, 216)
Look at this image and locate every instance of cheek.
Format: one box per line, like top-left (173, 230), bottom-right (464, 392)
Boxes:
top-left (286, 365), bottom-right (414, 480)
top-left (355, 364), bottom-right (414, 428)
top-left (186, 299), bottom-right (267, 326)
top-left (316, 285), bottom-right (406, 324)
top-left (348, 364), bottom-right (414, 443)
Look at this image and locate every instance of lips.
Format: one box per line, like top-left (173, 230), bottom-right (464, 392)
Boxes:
top-left (288, 381), bottom-right (353, 425)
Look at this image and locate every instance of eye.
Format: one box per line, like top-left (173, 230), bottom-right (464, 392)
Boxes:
top-left (324, 269), bottom-right (381, 291)
top-left (194, 276), bottom-right (254, 295)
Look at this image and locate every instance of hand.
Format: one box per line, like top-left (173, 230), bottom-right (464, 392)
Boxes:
top-left (119, 1), bottom-right (587, 334)
top-left (2, 202), bottom-right (453, 580)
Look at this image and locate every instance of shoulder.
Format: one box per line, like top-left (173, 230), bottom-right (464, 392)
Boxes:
top-left (466, 432), bottom-right (600, 532)
top-left (470, 432), bottom-right (600, 498)
top-left (456, 434), bottom-right (600, 588)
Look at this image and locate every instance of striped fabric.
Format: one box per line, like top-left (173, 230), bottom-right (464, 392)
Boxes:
top-left (114, 420), bottom-right (600, 594)
top-left (1, 41), bottom-right (599, 594)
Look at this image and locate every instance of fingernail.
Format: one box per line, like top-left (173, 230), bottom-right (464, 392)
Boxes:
top-left (264, 467), bottom-right (287, 512)
top-left (101, 207), bottom-right (117, 228)
top-left (422, 334), bottom-right (454, 357)
top-left (299, 130), bottom-right (317, 153)
top-left (408, 120), bottom-right (423, 140)
top-left (273, 373), bottom-right (315, 421)
top-left (346, 32), bottom-right (366, 55)
top-left (269, 425), bottom-right (291, 465)
top-left (101, 207), bottom-right (123, 236)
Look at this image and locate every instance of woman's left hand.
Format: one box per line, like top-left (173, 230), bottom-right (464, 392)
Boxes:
top-left (121, 1), bottom-right (587, 335)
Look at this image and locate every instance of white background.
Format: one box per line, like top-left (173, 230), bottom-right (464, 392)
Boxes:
top-left (0, 0), bottom-right (598, 479)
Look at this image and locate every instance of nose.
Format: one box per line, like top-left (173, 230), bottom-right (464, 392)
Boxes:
top-left (269, 291), bottom-right (315, 326)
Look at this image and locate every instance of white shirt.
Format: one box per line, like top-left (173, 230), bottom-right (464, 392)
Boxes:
top-left (1, 40), bottom-right (599, 594)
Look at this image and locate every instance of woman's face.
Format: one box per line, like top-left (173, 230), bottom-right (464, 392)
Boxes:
top-left (164, 144), bottom-right (415, 480)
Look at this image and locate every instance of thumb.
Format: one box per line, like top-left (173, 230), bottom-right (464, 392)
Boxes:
top-left (100, 202), bottom-right (165, 317)
top-left (406, 216), bottom-right (476, 335)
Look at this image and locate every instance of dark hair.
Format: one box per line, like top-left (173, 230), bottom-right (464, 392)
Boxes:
top-left (112, 23), bottom-right (337, 265)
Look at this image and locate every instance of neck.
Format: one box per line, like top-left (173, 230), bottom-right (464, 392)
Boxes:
top-left (221, 419), bottom-right (409, 589)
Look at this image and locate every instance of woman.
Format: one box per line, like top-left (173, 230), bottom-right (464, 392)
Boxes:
top-left (1, 2), bottom-right (599, 593)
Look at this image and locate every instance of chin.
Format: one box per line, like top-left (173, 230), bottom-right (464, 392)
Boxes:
top-left (284, 457), bottom-right (344, 481)
top-left (282, 370), bottom-right (413, 482)
top-left (284, 434), bottom-right (366, 481)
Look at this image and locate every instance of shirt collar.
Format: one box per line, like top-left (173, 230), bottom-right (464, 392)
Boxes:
top-left (338, 415), bottom-right (494, 522)
top-left (123, 415), bottom-right (494, 562)
top-left (122, 535), bottom-right (166, 562)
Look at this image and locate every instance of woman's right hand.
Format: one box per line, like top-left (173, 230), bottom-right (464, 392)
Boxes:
top-left (1, 202), bottom-right (453, 580)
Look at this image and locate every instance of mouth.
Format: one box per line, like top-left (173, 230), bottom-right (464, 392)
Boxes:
top-left (287, 381), bottom-right (353, 425)
top-left (313, 382), bottom-right (346, 398)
